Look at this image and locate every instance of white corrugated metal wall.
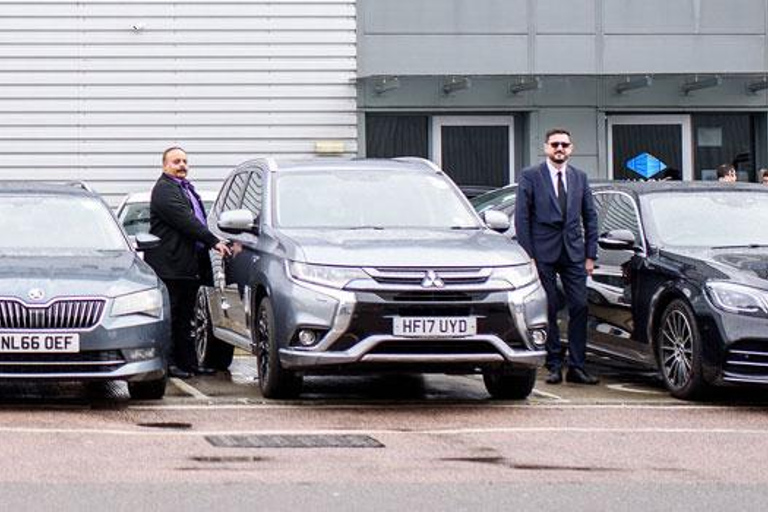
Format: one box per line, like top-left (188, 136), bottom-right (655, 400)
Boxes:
top-left (0, 0), bottom-right (357, 205)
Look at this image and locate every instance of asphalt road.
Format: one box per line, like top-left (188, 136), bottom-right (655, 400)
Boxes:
top-left (0, 355), bottom-right (767, 511)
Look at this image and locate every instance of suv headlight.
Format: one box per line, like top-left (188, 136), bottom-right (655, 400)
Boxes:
top-left (288, 262), bottom-right (368, 289)
top-left (706, 281), bottom-right (768, 317)
top-left (111, 288), bottom-right (163, 318)
top-left (490, 262), bottom-right (538, 289)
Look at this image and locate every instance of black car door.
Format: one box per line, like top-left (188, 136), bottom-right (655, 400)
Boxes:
top-left (588, 190), bottom-right (648, 362)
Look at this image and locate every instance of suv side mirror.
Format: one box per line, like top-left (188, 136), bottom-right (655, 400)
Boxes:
top-left (133, 233), bottom-right (160, 252)
top-left (218, 209), bottom-right (258, 235)
top-left (598, 229), bottom-right (637, 251)
top-left (482, 210), bottom-right (511, 233)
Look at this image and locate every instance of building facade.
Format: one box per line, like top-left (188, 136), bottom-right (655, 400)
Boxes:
top-left (0, 0), bottom-right (357, 205)
top-left (357, 0), bottom-right (768, 186)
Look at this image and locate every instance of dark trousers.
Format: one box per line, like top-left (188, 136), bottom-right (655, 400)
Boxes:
top-left (164, 279), bottom-right (201, 371)
top-left (536, 250), bottom-right (589, 372)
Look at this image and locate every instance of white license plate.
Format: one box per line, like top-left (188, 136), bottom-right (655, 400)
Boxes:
top-left (392, 317), bottom-right (477, 337)
top-left (0, 332), bottom-right (80, 353)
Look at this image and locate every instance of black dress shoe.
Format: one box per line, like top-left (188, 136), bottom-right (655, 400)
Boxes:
top-left (545, 369), bottom-right (562, 384)
top-left (565, 367), bottom-right (599, 385)
top-left (192, 366), bottom-right (216, 376)
top-left (168, 365), bottom-right (193, 379)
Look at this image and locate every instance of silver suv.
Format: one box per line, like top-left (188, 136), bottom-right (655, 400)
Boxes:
top-left (195, 158), bottom-right (547, 398)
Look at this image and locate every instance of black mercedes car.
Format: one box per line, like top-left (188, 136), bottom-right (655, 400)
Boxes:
top-left (590, 181), bottom-right (768, 399)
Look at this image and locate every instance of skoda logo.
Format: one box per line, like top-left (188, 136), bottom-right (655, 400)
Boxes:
top-left (421, 270), bottom-right (445, 289)
top-left (28, 288), bottom-right (45, 301)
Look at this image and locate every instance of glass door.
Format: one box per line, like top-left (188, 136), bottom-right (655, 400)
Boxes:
top-left (431, 116), bottom-right (514, 187)
top-left (608, 115), bottom-right (692, 181)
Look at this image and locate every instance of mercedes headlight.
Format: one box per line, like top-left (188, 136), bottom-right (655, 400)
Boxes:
top-left (706, 281), bottom-right (768, 317)
top-left (490, 262), bottom-right (538, 289)
top-left (288, 262), bottom-right (368, 289)
top-left (111, 288), bottom-right (163, 318)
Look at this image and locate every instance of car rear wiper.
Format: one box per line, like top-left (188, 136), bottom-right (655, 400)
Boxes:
top-left (711, 244), bottom-right (768, 249)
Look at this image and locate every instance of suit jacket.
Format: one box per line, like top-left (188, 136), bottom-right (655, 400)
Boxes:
top-left (144, 173), bottom-right (219, 284)
top-left (514, 162), bottom-right (598, 264)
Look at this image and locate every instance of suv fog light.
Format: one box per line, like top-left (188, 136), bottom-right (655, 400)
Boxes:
top-left (123, 347), bottom-right (157, 361)
top-left (298, 329), bottom-right (318, 347)
top-left (530, 329), bottom-right (547, 347)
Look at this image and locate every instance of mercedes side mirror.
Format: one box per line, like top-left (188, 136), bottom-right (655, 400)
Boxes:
top-left (598, 229), bottom-right (637, 252)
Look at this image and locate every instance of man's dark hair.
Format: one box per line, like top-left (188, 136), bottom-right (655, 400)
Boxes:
top-left (716, 163), bottom-right (734, 179)
top-left (162, 146), bottom-right (185, 164)
top-left (545, 128), bottom-right (572, 142)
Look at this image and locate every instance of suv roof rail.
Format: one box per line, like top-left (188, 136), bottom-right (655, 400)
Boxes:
top-left (393, 156), bottom-right (442, 173)
top-left (63, 180), bottom-right (94, 193)
top-left (262, 157), bottom-right (279, 172)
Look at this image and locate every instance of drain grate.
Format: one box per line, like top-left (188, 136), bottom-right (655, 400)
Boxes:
top-left (205, 434), bottom-right (384, 449)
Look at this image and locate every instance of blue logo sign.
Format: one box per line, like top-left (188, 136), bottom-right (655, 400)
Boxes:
top-left (626, 152), bottom-right (667, 179)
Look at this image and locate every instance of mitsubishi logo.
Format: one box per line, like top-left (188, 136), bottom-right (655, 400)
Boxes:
top-left (421, 270), bottom-right (445, 289)
top-left (28, 288), bottom-right (45, 301)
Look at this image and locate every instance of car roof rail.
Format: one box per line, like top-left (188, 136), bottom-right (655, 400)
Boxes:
top-left (393, 156), bottom-right (442, 173)
top-left (63, 180), bottom-right (94, 193)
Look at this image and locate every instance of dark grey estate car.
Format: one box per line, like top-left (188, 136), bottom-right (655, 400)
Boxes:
top-left (194, 158), bottom-right (548, 399)
top-left (0, 182), bottom-right (170, 399)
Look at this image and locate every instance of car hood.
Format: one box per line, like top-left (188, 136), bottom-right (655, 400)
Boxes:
top-left (661, 246), bottom-right (768, 287)
top-left (280, 228), bottom-right (530, 267)
top-left (0, 251), bottom-right (159, 301)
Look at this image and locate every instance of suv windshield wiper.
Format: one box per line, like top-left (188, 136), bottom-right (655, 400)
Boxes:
top-left (450, 225), bottom-right (481, 230)
top-left (347, 225), bottom-right (384, 230)
top-left (711, 243), bottom-right (768, 249)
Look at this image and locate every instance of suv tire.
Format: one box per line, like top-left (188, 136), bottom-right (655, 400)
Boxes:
top-left (194, 288), bottom-right (234, 371)
top-left (254, 297), bottom-right (302, 398)
top-left (482, 366), bottom-right (536, 399)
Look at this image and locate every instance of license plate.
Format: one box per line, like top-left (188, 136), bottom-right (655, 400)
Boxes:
top-left (0, 332), bottom-right (80, 353)
top-left (392, 317), bottom-right (477, 337)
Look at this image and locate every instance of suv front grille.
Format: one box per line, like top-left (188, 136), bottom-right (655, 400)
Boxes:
top-left (0, 298), bottom-right (106, 330)
top-left (365, 267), bottom-right (490, 286)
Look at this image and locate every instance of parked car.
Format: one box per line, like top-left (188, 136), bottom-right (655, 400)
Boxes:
top-left (590, 181), bottom-right (768, 399)
top-left (116, 190), bottom-right (217, 236)
top-left (194, 157), bottom-right (548, 399)
top-left (0, 182), bottom-right (170, 399)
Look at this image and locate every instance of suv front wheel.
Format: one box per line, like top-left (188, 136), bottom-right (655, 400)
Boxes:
top-left (482, 365), bottom-right (536, 400)
top-left (254, 297), bottom-right (302, 398)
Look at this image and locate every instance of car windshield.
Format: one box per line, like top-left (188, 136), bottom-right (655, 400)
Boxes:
top-left (275, 170), bottom-right (480, 229)
top-left (119, 200), bottom-right (214, 235)
top-left (470, 186), bottom-right (517, 213)
top-left (0, 195), bottom-right (128, 252)
top-left (641, 190), bottom-right (768, 247)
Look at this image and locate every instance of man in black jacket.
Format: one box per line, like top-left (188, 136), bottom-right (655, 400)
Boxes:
top-left (145, 147), bottom-right (231, 379)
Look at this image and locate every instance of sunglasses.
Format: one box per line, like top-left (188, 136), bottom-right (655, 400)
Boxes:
top-left (549, 142), bottom-right (572, 149)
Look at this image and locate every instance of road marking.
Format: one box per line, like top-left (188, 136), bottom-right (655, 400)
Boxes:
top-left (1, 425), bottom-right (768, 437)
top-left (606, 383), bottom-right (666, 395)
top-left (169, 378), bottom-right (209, 400)
top-left (128, 401), bottom-right (757, 411)
top-left (531, 388), bottom-right (568, 401)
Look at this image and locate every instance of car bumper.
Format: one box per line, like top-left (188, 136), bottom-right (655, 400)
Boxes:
top-left (273, 278), bottom-right (548, 371)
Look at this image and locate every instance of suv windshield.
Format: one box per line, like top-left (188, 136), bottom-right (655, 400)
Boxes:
top-left (0, 195), bottom-right (127, 251)
top-left (642, 190), bottom-right (768, 247)
top-left (275, 170), bottom-right (480, 229)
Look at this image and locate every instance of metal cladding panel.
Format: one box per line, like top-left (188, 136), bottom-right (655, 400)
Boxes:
top-left (0, 1), bottom-right (358, 206)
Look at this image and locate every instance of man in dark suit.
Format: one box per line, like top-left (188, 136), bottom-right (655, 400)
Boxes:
top-left (145, 147), bottom-right (231, 379)
top-left (515, 128), bottom-right (599, 385)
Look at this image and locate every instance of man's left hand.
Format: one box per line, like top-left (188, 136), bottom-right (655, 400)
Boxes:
top-left (585, 258), bottom-right (595, 276)
top-left (214, 241), bottom-right (232, 258)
